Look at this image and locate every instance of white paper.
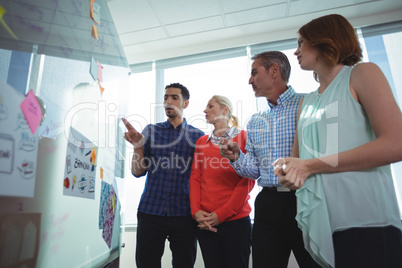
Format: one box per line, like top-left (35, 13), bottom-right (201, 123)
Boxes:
top-left (0, 79), bottom-right (38, 197)
top-left (63, 127), bottom-right (97, 199)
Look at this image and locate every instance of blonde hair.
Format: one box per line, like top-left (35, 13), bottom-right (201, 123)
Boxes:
top-left (211, 95), bottom-right (239, 129)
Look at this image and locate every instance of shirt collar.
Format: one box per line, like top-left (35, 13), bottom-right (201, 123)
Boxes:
top-left (206, 126), bottom-right (241, 143)
top-left (267, 86), bottom-right (295, 109)
top-left (161, 118), bottom-right (188, 129)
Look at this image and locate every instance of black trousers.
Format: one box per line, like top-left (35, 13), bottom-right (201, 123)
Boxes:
top-left (333, 225), bottom-right (402, 268)
top-left (196, 216), bottom-right (252, 268)
top-left (136, 211), bottom-right (197, 268)
top-left (252, 188), bottom-right (316, 268)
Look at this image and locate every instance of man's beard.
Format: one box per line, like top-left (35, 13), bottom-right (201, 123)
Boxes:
top-left (165, 107), bottom-right (181, 118)
top-left (166, 113), bottom-right (178, 118)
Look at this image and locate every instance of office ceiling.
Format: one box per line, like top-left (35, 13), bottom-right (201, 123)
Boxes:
top-left (0, 0), bottom-right (401, 68)
top-left (107, 0), bottom-right (402, 66)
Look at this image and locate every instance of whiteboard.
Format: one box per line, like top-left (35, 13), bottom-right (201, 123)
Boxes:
top-left (0, 0), bottom-right (128, 265)
top-left (0, 79), bottom-right (123, 268)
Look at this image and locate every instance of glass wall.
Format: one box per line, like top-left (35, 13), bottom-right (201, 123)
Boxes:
top-left (0, 46), bottom-right (130, 267)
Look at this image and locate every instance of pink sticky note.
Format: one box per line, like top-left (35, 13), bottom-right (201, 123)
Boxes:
top-left (97, 61), bottom-right (103, 82)
top-left (20, 90), bottom-right (43, 134)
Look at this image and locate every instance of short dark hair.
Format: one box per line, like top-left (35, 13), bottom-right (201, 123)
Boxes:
top-left (165, 83), bottom-right (190, 101)
top-left (252, 51), bottom-right (291, 83)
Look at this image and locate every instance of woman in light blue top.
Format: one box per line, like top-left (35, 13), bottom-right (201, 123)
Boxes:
top-left (274, 14), bottom-right (402, 268)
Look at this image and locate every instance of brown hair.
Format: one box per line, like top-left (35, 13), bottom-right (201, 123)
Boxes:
top-left (298, 14), bottom-right (362, 66)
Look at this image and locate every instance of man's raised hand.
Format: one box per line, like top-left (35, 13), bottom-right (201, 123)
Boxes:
top-left (122, 117), bottom-right (145, 148)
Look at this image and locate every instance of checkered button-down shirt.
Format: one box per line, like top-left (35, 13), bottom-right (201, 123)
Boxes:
top-left (231, 86), bottom-right (304, 187)
top-left (137, 119), bottom-right (204, 216)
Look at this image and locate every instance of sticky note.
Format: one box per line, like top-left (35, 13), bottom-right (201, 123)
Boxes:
top-left (90, 57), bottom-right (97, 81)
top-left (92, 2), bottom-right (101, 24)
top-left (0, 5), bottom-right (18, 39)
top-left (20, 90), bottom-right (43, 134)
top-left (91, 147), bottom-right (97, 165)
top-left (97, 60), bottom-right (103, 82)
top-left (98, 81), bottom-right (105, 96)
top-left (90, 0), bottom-right (97, 24)
top-left (91, 24), bottom-right (98, 40)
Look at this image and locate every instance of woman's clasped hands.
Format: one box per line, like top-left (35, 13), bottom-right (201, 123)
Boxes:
top-left (193, 210), bottom-right (219, 233)
top-left (273, 157), bottom-right (312, 190)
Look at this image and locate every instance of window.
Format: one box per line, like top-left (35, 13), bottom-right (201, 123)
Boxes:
top-left (164, 56), bottom-right (255, 132)
top-left (164, 55), bottom-right (261, 221)
top-left (360, 23), bottom-right (402, 216)
top-left (120, 70), bottom-right (156, 224)
top-left (123, 45), bottom-right (319, 225)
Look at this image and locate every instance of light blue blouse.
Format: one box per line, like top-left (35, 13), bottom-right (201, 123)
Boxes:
top-left (296, 65), bottom-right (402, 268)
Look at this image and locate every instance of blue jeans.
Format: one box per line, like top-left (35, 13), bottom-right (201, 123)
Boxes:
top-left (136, 211), bottom-right (197, 268)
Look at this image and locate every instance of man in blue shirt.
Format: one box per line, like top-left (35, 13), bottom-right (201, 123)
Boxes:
top-left (122, 83), bottom-right (204, 268)
top-left (220, 52), bottom-right (316, 268)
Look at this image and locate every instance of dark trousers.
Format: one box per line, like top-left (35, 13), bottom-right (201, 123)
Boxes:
top-left (196, 216), bottom-right (252, 268)
top-left (136, 211), bottom-right (197, 268)
top-left (252, 188), bottom-right (316, 268)
top-left (333, 225), bottom-right (402, 268)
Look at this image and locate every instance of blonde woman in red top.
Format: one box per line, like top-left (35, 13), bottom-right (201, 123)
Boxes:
top-left (190, 95), bottom-right (255, 268)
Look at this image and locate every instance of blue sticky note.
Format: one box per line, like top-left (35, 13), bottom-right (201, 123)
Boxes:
top-left (90, 57), bottom-right (97, 81)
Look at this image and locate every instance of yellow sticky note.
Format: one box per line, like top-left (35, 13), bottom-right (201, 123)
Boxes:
top-left (91, 24), bottom-right (98, 40)
top-left (110, 194), bottom-right (116, 213)
top-left (90, 0), bottom-right (95, 20)
top-left (91, 147), bottom-right (97, 165)
top-left (98, 80), bottom-right (105, 96)
top-left (0, 5), bottom-right (18, 39)
top-left (90, 0), bottom-right (100, 24)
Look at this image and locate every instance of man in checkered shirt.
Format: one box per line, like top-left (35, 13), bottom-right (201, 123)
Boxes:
top-left (220, 51), bottom-right (316, 268)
